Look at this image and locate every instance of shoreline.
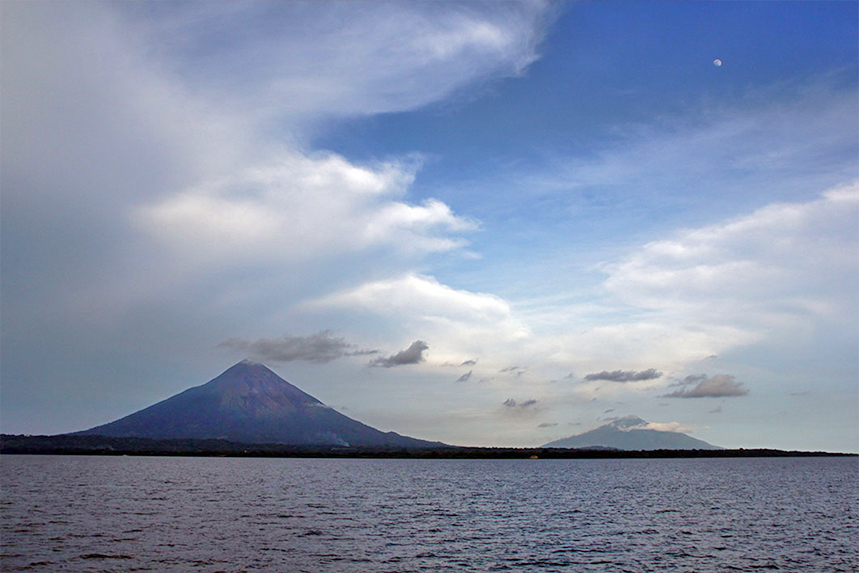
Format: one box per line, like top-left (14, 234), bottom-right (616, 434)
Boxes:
top-left (2, 434), bottom-right (855, 459)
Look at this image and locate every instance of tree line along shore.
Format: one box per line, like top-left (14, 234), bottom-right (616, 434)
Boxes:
top-left (1, 435), bottom-right (853, 459)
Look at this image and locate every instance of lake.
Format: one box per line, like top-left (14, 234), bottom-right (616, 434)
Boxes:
top-left (1, 455), bottom-right (856, 572)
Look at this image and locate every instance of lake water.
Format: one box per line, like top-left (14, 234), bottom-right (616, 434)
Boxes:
top-left (1, 455), bottom-right (856, 572)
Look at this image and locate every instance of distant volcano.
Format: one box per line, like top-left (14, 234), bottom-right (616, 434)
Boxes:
top-left (541, 415), bottom-right (720, 450)
top-left (74, 360), bottom-right (443, 447)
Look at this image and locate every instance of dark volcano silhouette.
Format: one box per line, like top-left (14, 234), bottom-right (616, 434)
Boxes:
top-left (74, 360), bottom-right (442, 447)
top-left (541, 415), bottom-right (721, 450)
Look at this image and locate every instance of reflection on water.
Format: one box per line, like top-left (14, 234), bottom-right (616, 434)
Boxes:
top-left (2, 456), bottom-right (857, 572)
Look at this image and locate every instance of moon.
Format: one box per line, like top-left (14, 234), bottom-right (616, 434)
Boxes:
top-left (713, 59), bottom-right (722, 67)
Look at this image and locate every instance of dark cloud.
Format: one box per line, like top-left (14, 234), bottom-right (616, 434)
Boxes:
top-left (500, 365), bottom-right (527, 377)
top-left (369, 340), bottom-right (428, 368)
top-left (603, 408), bottom-right (615, 414)
top-left (503, 398), bottom-right (537, 409)
top-left (549, 372), bottom-right (576, 383)
top-left (667, 374), bottom-right (708, 387)
top-left (538, 422), bottom-right (557, 428)
top-left (662, 374), bottom-right (749, 398)
top-left (456, 370), bottom-right (473, 383)
top-left (708, 405), bottom-right (723, 413)
top-left (441, 358), bottom-right (477, 368)
top-left (584, 368), bottom-right (662, 383)
top-left (219, 330), bottom-right (377, 363)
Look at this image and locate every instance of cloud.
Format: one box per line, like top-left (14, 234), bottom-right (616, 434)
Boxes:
top-left (126, 2), bottom-right (553, 127)
top-left (500, 365), bottom-right (528, 377)
top-left (538, 422), bottom-right (558, 428)
top-left (456, 371), bottom-right (473, 383)
top-left (503, 398), bottom-right (537, 409)
top-left (369, 340), bottom-right (429, 368)
top-left (307, 273), bottom-right (531, 364)
top-left (662, 374), bottom-right (749, 398)
top-left (708, 406), bottom-right (723, 414)
top-left (528, 86), bottom-right (858, 214)
top-left (136, 153), bottom-right (479, 267)
top-left (460, 358), bottom-right (478, 366)
top-left (312, 274), bottom-right (514, 324)
top-left (637, 421), bottom-right (698, 434)
top-left (604, 182), bottom-right (859, 332)
top-left (667, 373), bottom-right (708, 387)
top-left (219, 330), bottom-right (376, 364)
top-left (584, 368), bottom-right (662, 383)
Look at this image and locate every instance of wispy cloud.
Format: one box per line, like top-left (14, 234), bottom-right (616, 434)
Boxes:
top-left (369, 340), bottom-right (429, 368)
top-left (500, 365), bottom-right (528, 377)
top-left (662, 374), bottom-right (749, 398)
top-left (584, 368), bottom-right (662, 383)
top-left (219, 330), bottom-right (376, 363)
top-left (127, 2), bottom-right (553, 126)
top-left (456, 370), bottom-right (473, 383)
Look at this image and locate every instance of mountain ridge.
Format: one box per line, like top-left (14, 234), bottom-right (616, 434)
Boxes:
top-left (542, 415), bottom-right (721, 450)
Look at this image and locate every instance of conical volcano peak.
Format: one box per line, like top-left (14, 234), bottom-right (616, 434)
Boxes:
top-left (228, 359), bottom-right (275, 375)
top-left (206, 361), bottom-right (322, 407)
top-left (73, 361), bottom-right (443, 447)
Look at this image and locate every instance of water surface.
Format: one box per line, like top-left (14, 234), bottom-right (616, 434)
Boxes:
top-left (2, 456), bottom-right (856, 572)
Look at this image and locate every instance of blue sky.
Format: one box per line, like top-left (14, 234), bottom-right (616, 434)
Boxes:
top-left (2, 1), bottom-right (857, 451)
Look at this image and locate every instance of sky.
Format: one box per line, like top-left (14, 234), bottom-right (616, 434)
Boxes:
top-left (2, 1), bottom-right (857, 452)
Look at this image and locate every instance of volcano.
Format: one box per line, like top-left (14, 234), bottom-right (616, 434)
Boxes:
top-left (74, 360), bottom-right (442, 447)
top-left (541, 415), bottom-right (720, 450)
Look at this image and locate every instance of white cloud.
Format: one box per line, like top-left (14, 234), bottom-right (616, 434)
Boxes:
top-left (604, 181), bottom-right (859, 332)
top-left (312, 274), bottom-right (515, 325)
top-left (637, 421), bottom-right (698, 434)
top-left (135, 152), bottom-right (477, 266)
top-left (307, 273), bottom-right (532, 367)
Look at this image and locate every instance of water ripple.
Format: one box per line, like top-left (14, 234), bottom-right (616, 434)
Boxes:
top-left (1, 456), bottom-right (856, 572)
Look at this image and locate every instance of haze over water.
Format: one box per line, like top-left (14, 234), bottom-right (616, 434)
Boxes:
top-left (2, 455), bottom-right (856, 572)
